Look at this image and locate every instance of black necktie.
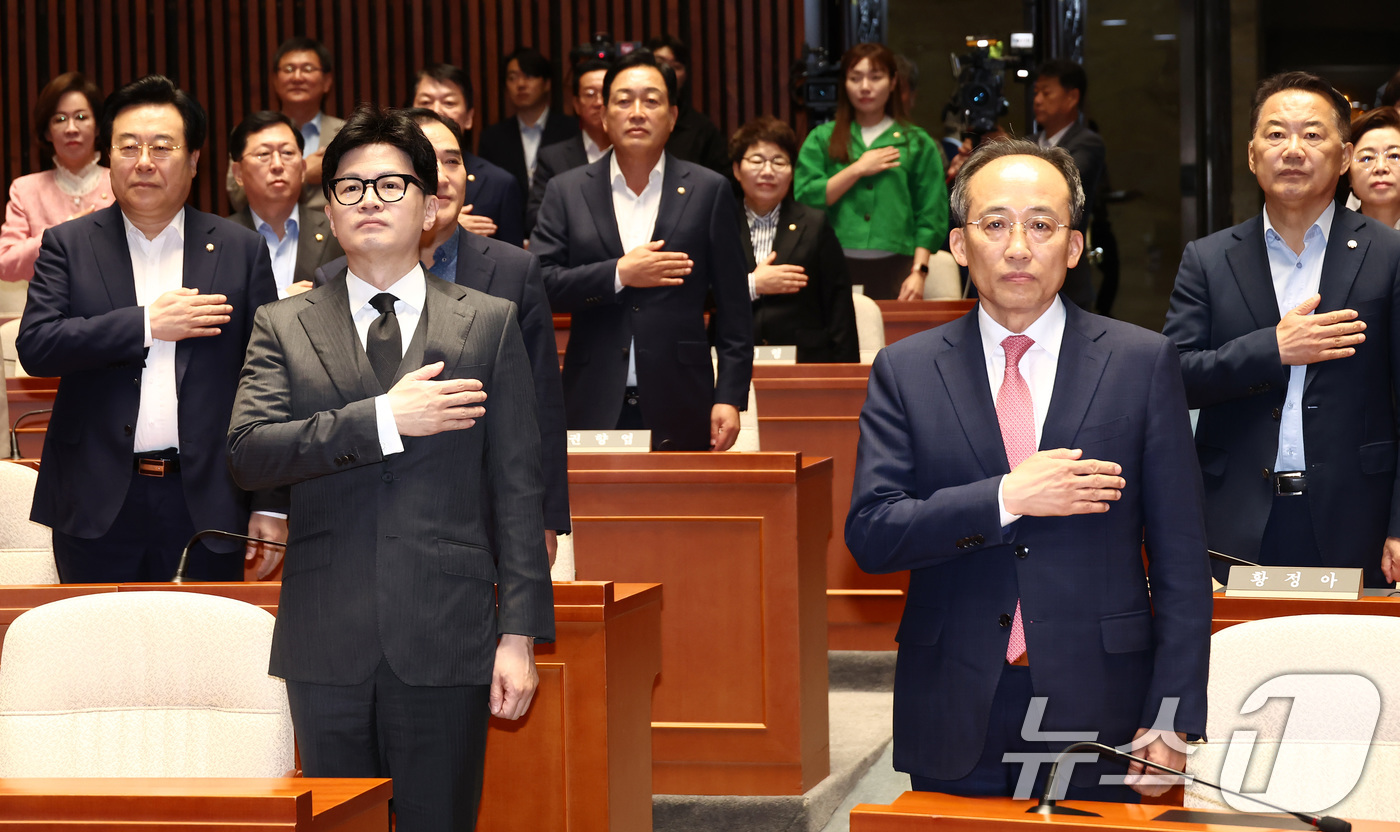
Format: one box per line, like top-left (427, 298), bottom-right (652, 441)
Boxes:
top-left (367, 292), bottom-right (402, 391)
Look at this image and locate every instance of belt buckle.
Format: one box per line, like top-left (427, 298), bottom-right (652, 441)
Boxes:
top-left (137, 458), bottom-right (167, 477)
top-left (1275, 471), bottom-right (1306, 496)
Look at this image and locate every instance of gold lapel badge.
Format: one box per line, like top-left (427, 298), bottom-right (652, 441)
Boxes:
top-left (205, 243), bottom-right (214, 252)
top-left (788, 223), bottom-right (797, 231)
top-left (315, 233), bottom-right (325, 242)
top-left (677, 186), bottom-right (686, 194)
top-left (1348, 240), bottom-right (1358, 249)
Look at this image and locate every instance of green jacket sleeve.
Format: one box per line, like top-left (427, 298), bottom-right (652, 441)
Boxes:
top-left (794, 124), bottom-right (836, 209)
top-left (906, 128), bottom-right (948, 252)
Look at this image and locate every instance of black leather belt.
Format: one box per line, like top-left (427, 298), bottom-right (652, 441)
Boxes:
top-left (1275, 471), bottom-right (1307, 496)
top-left (135, 449), bottom-right (180, 477)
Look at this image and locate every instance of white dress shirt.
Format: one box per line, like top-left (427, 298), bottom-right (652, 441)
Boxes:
top-left (1037, 122), bottom-right (1074, 148)
top-left (583, 132), bottom-right (608, 164)
top-left (249, 203), bottom-right (301, 298)
top-left (125, 209), bottom-right (186, 453)
top-left (520, 106), bottom-right (550, 186)
top-left (1263, 200), bottom-right (1334, 473)
top-left (346, 264), bottom-right (428, 457)
top-left (609, 151), bottom-right (667, 386)
top-left (745, 202), bottom-right (782, 301)
top-left (978, 297), bottom-right (1067, 526)
top-left (301, 112), bottom-right (325, 156)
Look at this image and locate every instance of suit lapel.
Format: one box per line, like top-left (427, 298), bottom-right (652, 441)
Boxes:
top-left (1223, 215), bottom-right (1283, 330)
top-left (299, 275), bottom-right (379, 403)
top-left (295, 211), bottom-right (334, 285)
top-left (736, 205), bottom-right (757, 271)
top-left (651, 159), bottom-right (695, 245)
top-left (582, 155), bottom-right (625, 257)
top-left (773, 199), bottom-right (806, 267)
top-left (1039, 304), bottom-right (1110, 452)
top-left (90, 205), bottom-right (138, 310)
top-left (420, 276), bottom-right (476, 371)
top-left (1305, 208), bottom-right (1370, 393)
top-left (178, 207), bottom-right (220, 391)
top-left (453, 231), bottom-right (497, 294)
top-left (934, 312), bottom-right (1008, 476)
top-left (462, 155), bottom-right (487, 211)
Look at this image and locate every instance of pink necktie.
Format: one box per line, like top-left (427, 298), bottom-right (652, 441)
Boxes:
top-left (997, 335), bottom-right (1035, 663)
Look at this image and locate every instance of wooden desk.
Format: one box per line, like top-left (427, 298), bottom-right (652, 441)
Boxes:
top-left (0, 777), bottom-right (391, 830)
top-left (569, 452), bottom-right (832, 796)
top-left (874, 299), bottom-right (973, 345)
top-left (0, 581), bottom-right (661, 832)
top-left (752, 363), bottom-right (905, 651)
top-left (850, 791), bottom-right (1400, 831)
top-left (1213, 590), bottom-right (1400, 633)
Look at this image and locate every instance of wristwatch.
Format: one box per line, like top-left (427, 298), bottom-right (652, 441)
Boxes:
top-left (916, 263), bottom-right (929, 275)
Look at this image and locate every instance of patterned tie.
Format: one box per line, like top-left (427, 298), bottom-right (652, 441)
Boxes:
top-left (998, 334), bottom-right (1035, 663)
top-left (367, 292), bottom-right (402, 391)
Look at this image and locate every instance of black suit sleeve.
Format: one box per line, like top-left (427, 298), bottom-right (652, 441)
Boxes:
top-left (492, 176), bottom-right (526, 249)
top-left (515, 254), bottom-right (571, 532)
top-left (815, 220), bottom-right (860, 363)
top-left (708, 186), bottom-right (754, 409)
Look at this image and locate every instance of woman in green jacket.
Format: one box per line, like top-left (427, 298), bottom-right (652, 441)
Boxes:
top-left (795, 42), bottom-right (947, 300)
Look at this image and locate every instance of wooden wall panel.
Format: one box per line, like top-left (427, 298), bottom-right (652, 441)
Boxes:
top-left (1, 0), bottom-right (804, 217)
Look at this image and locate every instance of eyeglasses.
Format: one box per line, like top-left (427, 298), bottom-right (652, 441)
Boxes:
top-left (329, 173), bottom-right (426, 206)
top-left (278, 63), bottom-right (323, 77)
top-left (578, 88), bottom-right (604, 101)
top-left (966, 214), bottom-right (1068, 245)
top-left (246, 149), bottom-right (301, 165)
top-left (741, 155), bottom-right (792, 172)
top-left (1356, 150), bottom-right (1400, 169)
top-left (112, 142), bottom-right (183, 160)
top-left (50, 112), bottom-right (92, 127)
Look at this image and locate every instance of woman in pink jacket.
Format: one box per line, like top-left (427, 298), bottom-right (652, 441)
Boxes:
top-left (0, 72), bottom-right (114, 283)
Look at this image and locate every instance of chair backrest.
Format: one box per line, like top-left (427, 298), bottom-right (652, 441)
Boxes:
top-left (551, 533), bottom-right (576, 581)
top-left (0, 318), bottom-right (28, 378)
top-left (922, 250), bottom-right (964, 299)
top-left (0, 591), bottom-right (294, 777)
top-left (0, 462), bottom-right (50, 551)
top-left (1184, 614), bottom-right (1400, 821)
top-left (0, 549), bottom-right (58, 585)
top-left (852, 291), bottom-right (885, 364)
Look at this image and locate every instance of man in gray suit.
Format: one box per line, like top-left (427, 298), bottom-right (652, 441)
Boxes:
top-left (227, 111), bottom-right (344, 298)
top-left (228, 105), bottom-right (553, 831)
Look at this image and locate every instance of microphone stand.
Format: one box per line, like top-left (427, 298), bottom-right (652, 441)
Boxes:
top-left (1030, 740), bottom-right (1352, 832)
top-left (1207, 549), bottom-right (1261, 569)
top-left (171, 529), bottom-right (286, 584)
top-left (9, 408), bottom-right (52, 459)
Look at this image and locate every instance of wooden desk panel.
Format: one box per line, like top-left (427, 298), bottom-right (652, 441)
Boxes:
top-left (851, 791), bottom-right (1400, 832)
top-left (1213, 591), bottom-right (1400, 633)
top-left (874, 299), bottom-right (973, 344)
top-left (569, 453), bottom-right (831, 796)
top-left (0, 777), bottom-right (391, 830)
top-left (753, 365), bottom-right (905, 651)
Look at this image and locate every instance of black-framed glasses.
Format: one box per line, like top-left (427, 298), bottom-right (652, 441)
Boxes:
top-left (329, 173), bottom-right (426, 206)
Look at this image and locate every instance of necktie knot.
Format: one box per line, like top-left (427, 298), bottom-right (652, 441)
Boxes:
top-left (1002, 334), bottom-right (1034, 365)
top-left (370, 292), bottom-right (398, 316)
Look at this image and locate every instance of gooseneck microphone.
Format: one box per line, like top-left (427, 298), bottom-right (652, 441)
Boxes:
top-left (1030, 740), bottom-right (1351, 832)
top-left (171, 529), bottom-right (286, 584)
top-left (9, 408), bottom-right (52, 458)
top-left (1207, 549), bottom-right (1261, 568)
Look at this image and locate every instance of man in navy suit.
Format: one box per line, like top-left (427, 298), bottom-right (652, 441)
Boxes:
top-left (846, 139), bottom-right (1211, 799)
top-left (1165, 72), bottom-right (1400, 588)
top-left (19, 75), bottom-right (283, 582)
top-left (477, 47), bottom-right (579, 206)
top-left (412, 63), bottom-right (525, 247)
top-left (526, 57), bottom-right (613, 237)
top-left (531, 50), bottom-right (752, 451)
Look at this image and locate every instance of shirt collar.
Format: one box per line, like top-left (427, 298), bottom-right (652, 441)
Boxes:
top-left (583, 132), bottom-right (606, 158)
top-left (977, 295), bottom-right (1067, 360)
top-left (609, 150), bottom-right (666, 195)
top-left (346, 262), bottom-right (428, 315)
top-left (121, 206), bottom-right (186, 245)
top-left (1262, 200), bottom-right (1335, 248)
top-left (431, 225), bottom-right (464, 274)
top-left (745, 202), bottom-right (782, 226)
top-left (520, 106), bottom-right (550, 132)
top-left (1041, 121), bottom-right (1074, 148)
top-left (248, 203), bottom-right (300, 239)
top-left (302, 112), bottom-right (324, 139)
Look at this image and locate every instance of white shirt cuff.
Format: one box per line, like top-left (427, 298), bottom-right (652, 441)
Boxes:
top-left (143, 307), bottom-right (153, 348)
top-left (996, 475), bottom-right (1022, 528)
top-left (748, 273), bottom-right (759, 302)
top-left (614, 266), bottom-right (624, 293)
top-left (253, 511), bottom-right (288, 520)
top-left (375, 395), bottom-right (404, 456)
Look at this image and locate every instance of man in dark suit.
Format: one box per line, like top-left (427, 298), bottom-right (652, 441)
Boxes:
top-left (228, 111), bottom-right (345, 298)
top-left (730, 116), bottom-right (858, 363)
top-left (315, 107), bottom-right (569, 563)
top-left (647, 34), bottom-right (730, 176)
top-left (477, 47), bottom-right (579, 203)
top-left (526, 57), bottom-right (613, 237)
top-left (412, 63), bottom-right (525, 247)
top-left (228, 106), bottom-right (553, 831)
top-left (18, 75), bottom-right (283, 583)
top-left (1032, 60), bottom-right (1106, 311)
top-left (531, 50), bottom-right (752, 451)
top-left (846, 139), bottom-right (1211, 799)
top-left (1164, 72), bottom-right (1400, 588)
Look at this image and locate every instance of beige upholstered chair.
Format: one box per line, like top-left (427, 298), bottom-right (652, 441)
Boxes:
top-left (1185, 614), bottom-right (1400, 821)
top-left (921, 250), bottom-right (964, 299)
top-left (0, 318), bottom-right (29, 378)
top-left (852, 291), bottom-right (886, 364)
top-left (551, 534), bottom-right (576, 582)
top-left (0, 462), bottom-right (55, 583)
top-left (0, 591), bottom-right (294, 777)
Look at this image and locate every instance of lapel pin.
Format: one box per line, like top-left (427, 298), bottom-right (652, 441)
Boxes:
top-left (315, 233), bottom-right (325, 242)
top-left (1348, 239), bottom-right (1358, 249)
top-left (205, 243), bottom-right (215, 252)
top-left (677, 186), bottom-right (686, 195)
top-left (467, 174), bottom-right (476, 182)
top-left (893, 131), bottom-right (901, 138)
top-left (788, 223), bottom-right (797, 231)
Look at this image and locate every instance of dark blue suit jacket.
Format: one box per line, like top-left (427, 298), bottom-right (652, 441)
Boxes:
top-left (462, 152), bottom-right (525, 249)
top-left (17, 204), bottom-right (280, 551)
top-left (846, 302), bottom-right (1212, 783)
top-left (531, 152), bottom-right (753, 451)
top-left (1163, 207), bottom-right (1400, 587)
top-left (316, 230), bottom-right (569, 532)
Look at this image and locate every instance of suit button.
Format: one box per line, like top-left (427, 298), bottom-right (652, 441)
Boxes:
top-left (132, 378), bottom-right (140, 388)
top-left (955, 537), bottom-right (969, 549)
top-left (123, 425), bottom-right (133, 436)
top-left (998, 613), bottom-right (1012, 628)
top-left (1272, 408), bottom-right (1282, 420)
top-left (864, 214), bottom-right (871, 221)
top-left (973, 534), bottom-right (985, 545)
top-left (632, 305), bottom-right (641, 312)
top-left (381, 472), bottom-right (394, 483)
top-left (1015, 545), bottom-right (1030, 559)
top-left (1261, 468), bottom-right (1271, 479)
top-left (867, 183), bottom-right (874, 190)
top-left (346, 454), bottom-right (357, 462)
